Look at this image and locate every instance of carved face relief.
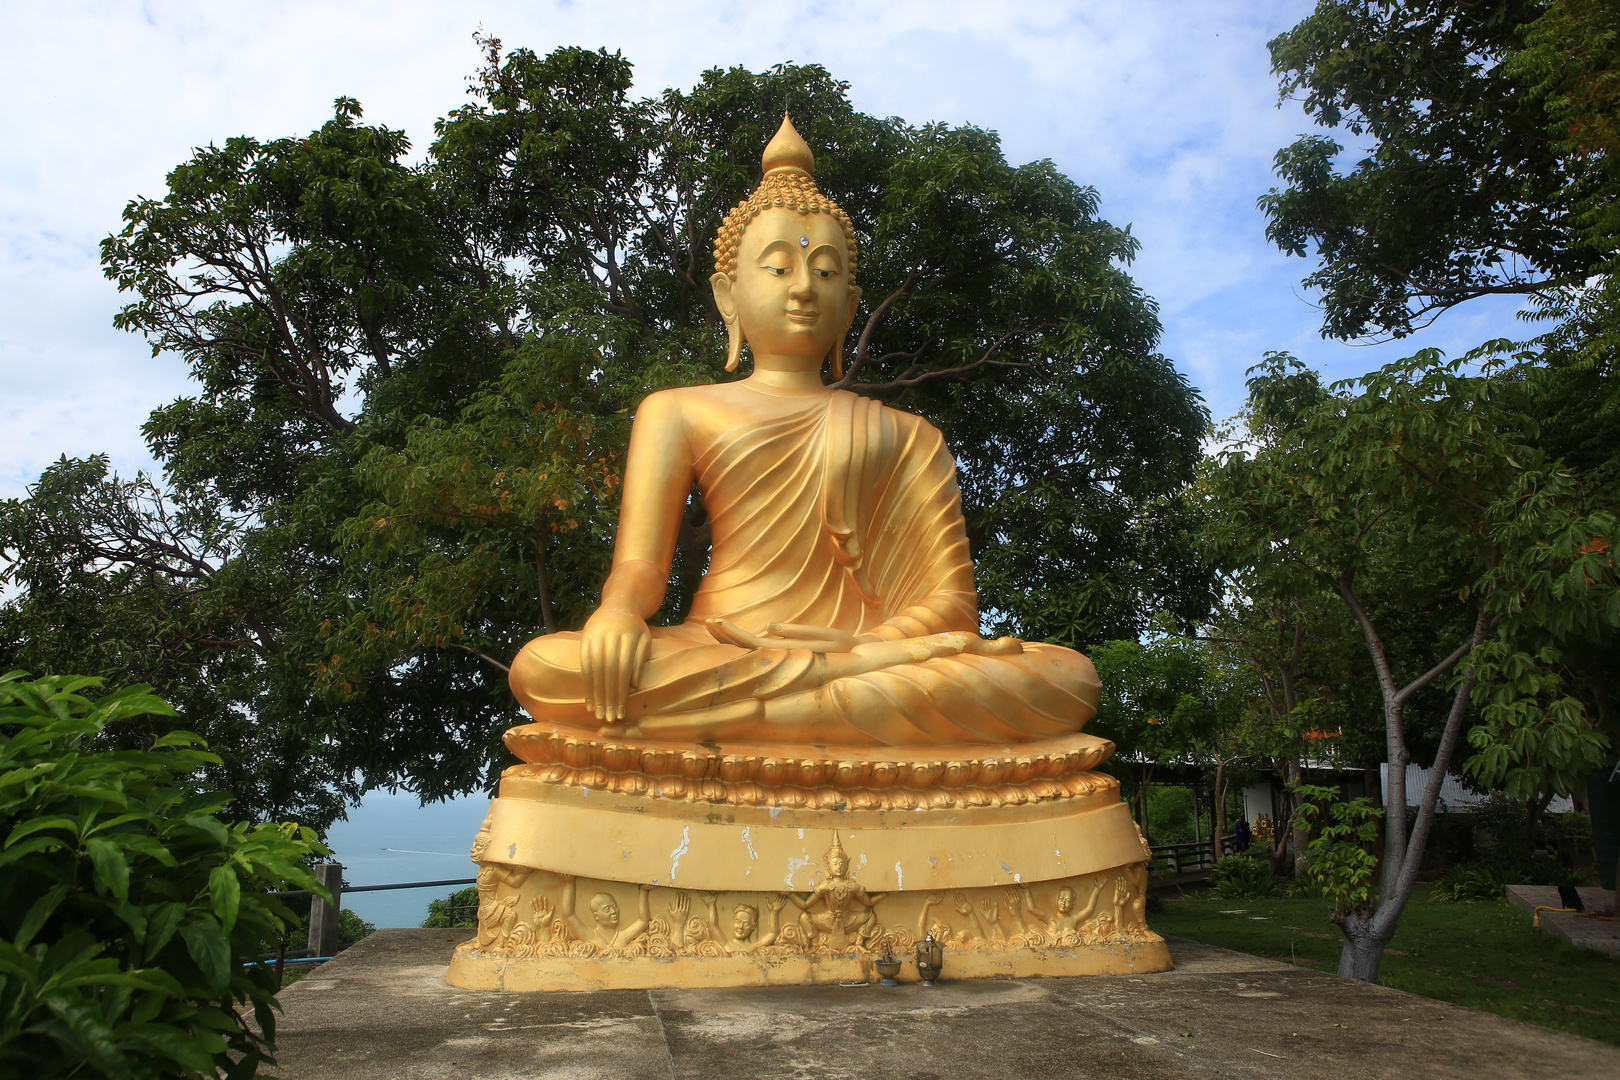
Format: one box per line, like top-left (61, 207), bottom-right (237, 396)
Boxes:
top-left (718, 207), bottom-right (854, 364)
top-left (1056, 886), bottom-right (1075, 915)
top-left (733, 906), bottom-right (758, 940)
top-left (589, 892), bottom-right (620, 930)
top-left (827, 851), bottom-right (849, 878)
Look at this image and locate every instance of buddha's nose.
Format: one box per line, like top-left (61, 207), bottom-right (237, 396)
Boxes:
top-left (789, 265), bottom-right (816, 299)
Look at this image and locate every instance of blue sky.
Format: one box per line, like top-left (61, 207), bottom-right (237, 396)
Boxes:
top-left (0, 0), bottom-right (1528, 502)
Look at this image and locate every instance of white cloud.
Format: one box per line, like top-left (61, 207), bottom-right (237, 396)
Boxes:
top-left (0, 0), bottom-right (1526, 499)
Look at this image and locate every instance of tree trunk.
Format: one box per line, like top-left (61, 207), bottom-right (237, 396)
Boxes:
top-left (1525, 791), bottom-right (1555, 857)
top-left (1288, 756), bottom-right (1309, 876)
top-left (1335, 909), bottom-right (1391, 982)
top-left (534, 525), bottom-right (557, 635)
top-left (1213, 761), bottom-right (1227, 866)
top-left (1332, 584), bottom-right (1494, 983)
top-left (1365, 756), bottom-right (1385, 869)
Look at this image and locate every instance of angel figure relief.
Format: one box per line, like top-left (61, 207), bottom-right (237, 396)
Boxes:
top-left (781, 834), bottom-right (885, 950)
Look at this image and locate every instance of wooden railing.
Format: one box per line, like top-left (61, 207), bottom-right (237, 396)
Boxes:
top-left (1148, 835), bottom-right (1238, 875)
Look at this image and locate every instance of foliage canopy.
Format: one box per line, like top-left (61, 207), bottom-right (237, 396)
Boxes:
top-left (0, 46), bottom-right (1211, 820)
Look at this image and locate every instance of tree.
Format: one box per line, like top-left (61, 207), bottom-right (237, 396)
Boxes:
top-left (1261, 0), bottom-right (1596, 341)
top-left (1207, 352), bottom-right (1617, 981)
top-left (1089, 629), bottom-right (1245, 845)
top-left (1262, 0), bottom-right (1620, 847)
top-left (2, 44), bottom-right (1212, 818)
top-left (0, 458), bottom-right (354, 827)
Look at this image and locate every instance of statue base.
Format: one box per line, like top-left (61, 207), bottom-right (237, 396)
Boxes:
top-left (444, 733), bottom-right (1170, 991)
top-left (448, 918), bottom-right (1170, 991)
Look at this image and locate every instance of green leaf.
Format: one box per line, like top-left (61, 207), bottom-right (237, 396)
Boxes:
top-left (5, 814), bottom-right (79, 846)
top-left (116, 1022), bottom-right (218, 1074)
top-left (16, 884), bottom-right (69, 949)
top-left (143, 902), bottom-right (186, 963)
top-left (208, 864), bottom-right (241, 933)
top-left (180, 921), bottom-right (230, 992)
top-left (85, 837), bottom-right (130, 901)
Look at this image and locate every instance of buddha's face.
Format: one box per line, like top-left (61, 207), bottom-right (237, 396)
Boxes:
top-left (827, 850), bottom-right (849, 877)
top-left (1056, 887), bottom-right (1075, 915)
top-left (733, 906), bottom-right (758, 940)
top-left (713, 206), bottom-right (858, 367)
top-left (589, 892), bottom-right (619, 929)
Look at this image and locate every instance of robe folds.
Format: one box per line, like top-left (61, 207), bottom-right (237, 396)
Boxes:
top-left (509, 390), bottom-right (1101, 746)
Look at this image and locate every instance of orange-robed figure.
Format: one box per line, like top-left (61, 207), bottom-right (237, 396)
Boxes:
top-left (507, 117), bottom-right (1101, 749)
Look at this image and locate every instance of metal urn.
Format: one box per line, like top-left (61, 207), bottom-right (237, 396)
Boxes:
top-left (914, 934), bottom-right (944, 986)
top-left (874, 948), bottom-right (903, 987)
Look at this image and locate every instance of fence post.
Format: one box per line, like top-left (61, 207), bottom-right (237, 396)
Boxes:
top-left (307, 863), bottom-right (343, 958)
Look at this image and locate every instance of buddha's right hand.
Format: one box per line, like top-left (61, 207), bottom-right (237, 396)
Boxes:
top-left (579, 607), bottom-right (651, 722)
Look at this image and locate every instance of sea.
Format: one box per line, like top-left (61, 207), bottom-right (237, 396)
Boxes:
top-left (322, 789), bottom-right (492, 928)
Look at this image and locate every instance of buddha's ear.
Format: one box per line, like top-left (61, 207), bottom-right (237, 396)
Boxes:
top-left (711, 271), bottom-right (743, 372)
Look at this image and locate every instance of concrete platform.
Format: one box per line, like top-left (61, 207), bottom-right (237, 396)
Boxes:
top-left (1505, 885), bottom-right (1619, 955)
top-left (268, 928), bottom-right (1620, 1080)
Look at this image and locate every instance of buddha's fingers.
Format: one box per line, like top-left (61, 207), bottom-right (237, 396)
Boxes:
top-left (765, 623), bottom-right (860, 651)
top-left (706, 618), bottom-right (772, 650)
top-left (613, 635), bottom-right (635, 719)
top-left (963, 634), bottom-right (1025, 656)
top-left (629, 635), bottom-right (650, 690)
top-left (582, 635), bottom-right (602, 719)
top-left (602, 637), bottom-right (618, 722)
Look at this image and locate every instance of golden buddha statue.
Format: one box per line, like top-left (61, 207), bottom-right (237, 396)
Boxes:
top-left (507, 117), bottom-right (1098, 747)
top-left (447, 117), bottom-right (1168, 991)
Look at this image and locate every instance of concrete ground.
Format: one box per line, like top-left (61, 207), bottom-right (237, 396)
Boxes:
top-left (1505, 884), bottom-right (1619, 955)
top-left (268, 929), bottom-right (1620, 1080)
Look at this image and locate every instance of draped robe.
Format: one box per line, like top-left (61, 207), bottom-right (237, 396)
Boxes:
top-left (509, 390), bottom-right (1100, 746)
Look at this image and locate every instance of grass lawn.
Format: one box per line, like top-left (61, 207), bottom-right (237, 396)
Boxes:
top-left (1150, 884), bottom-right (1620, 1047)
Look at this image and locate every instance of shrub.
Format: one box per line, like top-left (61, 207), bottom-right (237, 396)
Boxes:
top-left (0, 672), bottom-right (326, 1078)
top-left (338, 909), bottom-right (374, 947)
top-left (1210, 855), bottom-right (1276, 899)
top-left (1286, 869), bottom-right (1330, 899)
top-left (1430, 860), bottom-right (1530, 902)
top-left (1296, 788), bottom-right (1382, 917)
top-left (422, 886), bottom-right (479, 929)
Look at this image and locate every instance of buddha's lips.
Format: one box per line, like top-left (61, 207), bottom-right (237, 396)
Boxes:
top-left (787, 309), bottom-right (819, 324)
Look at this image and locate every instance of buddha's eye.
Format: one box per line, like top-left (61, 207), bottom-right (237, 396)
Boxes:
top-left (764, 265), bottom-right (789, 276)
top-left (813, 268), bottom-right (835, 279)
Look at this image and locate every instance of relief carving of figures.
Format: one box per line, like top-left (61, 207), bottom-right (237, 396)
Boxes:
top-left (914, 893), bottom-right (974, 949)
top-left (1114, 862), bottom-right (1152, 940)
top-left (707, 892), bottom-right (786, 954)
top-left (560, 875), bottom-right (653, 950)
top-left (1025, 878), bottom-right (1102, 946)
top-left (466, 864), bottom-right (1153, 961)
top-left (953, 891), bottom-right (1002, 943)
top-left (781, 834), bottom-right (885, 950)
top-left (472, 861), bottom-right (534, 951)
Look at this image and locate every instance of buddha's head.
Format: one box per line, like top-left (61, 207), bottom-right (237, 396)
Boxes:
top-left (589, 891), bottom-right (620, 929)
top-left (732, 904), bottom-right (758, 940)
top-left (711, 114), bottom-right (861, 379)
top-left (1056, 886), bottom-right (1075, 915)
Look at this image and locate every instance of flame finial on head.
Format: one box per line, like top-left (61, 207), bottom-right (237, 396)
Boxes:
top-left (762, 113), bottom-right (815, 176)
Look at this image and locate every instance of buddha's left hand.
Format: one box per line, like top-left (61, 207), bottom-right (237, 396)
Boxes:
top-left (706, 620), bottom-right (1024, 662)
top-left (705, 619), bottom-right (864, 652)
